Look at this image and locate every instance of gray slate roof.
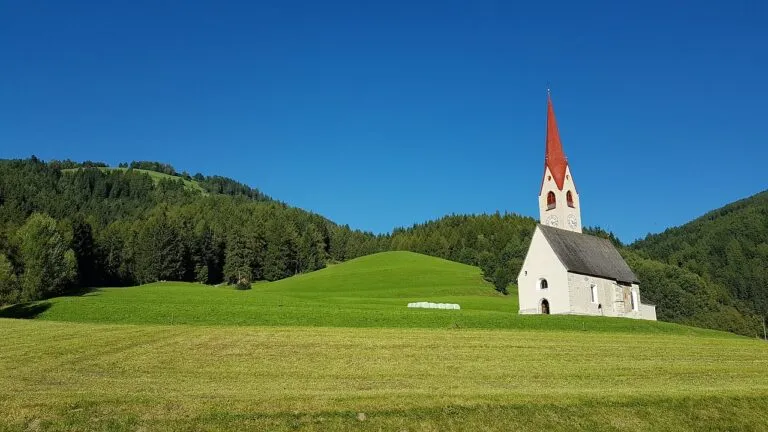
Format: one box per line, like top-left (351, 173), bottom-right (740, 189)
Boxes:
top-left (538, 224), bottom-right (639, 283)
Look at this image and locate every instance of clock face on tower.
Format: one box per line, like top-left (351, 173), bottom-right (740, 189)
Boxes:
top-left (546, 215), bottom-right (559, 227)
top-left (567, 214), bottom-right (578, 229)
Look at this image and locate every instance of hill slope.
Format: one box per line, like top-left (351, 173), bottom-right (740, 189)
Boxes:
top-left (632, 190), bottom-right (768, 318)
top-left (2, 251), bottom-right (723, 335)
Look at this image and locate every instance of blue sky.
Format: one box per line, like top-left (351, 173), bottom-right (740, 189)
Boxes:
top-left (1, 0), bottom-right (766, 242)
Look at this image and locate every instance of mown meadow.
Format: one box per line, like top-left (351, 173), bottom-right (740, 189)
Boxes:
top-left (1, 320), bottom-right (767, 431)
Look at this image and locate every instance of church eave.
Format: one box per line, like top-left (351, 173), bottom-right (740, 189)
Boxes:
top-left (566, 270), bottom-right (639, 285)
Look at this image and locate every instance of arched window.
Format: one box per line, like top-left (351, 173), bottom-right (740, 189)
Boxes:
top-left (631, 290), bottom-right (638, 311)
top-left (541, 299), bottom-right (550, 315)
top-left (539, 279), bottom-right (548, 289)
top-left (566, 191), bottom-right (574, 208)
top-left (547, 192), bottom-right (556, 210)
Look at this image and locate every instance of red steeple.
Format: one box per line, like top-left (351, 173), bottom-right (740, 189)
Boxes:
top-left (544, 91), bottom-right (569, 191)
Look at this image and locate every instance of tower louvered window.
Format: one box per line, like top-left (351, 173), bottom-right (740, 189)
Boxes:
top-left (547, 192), bottom-right (556, 210)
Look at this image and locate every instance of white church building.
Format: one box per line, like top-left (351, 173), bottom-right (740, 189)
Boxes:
top-left (517, 92), bottom-right (656, 320)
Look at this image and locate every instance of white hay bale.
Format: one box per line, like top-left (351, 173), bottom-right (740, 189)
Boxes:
top-left (406, 302), bottom-right (461, 310)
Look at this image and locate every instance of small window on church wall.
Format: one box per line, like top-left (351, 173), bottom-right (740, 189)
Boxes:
top-left (566, 191), bottom-right (574, 208)
top-left (547, 192), bottom-right (556, 210)
top-left (631, 290), bottom-right (638, 311)
top-left (539, 279), bottom-right (548, 289)
top-left (590, 285), bottom-right (598, 303)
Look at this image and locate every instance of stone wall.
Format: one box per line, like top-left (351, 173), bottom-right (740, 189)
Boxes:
top-left (566, 273), bottom-right (656, 320)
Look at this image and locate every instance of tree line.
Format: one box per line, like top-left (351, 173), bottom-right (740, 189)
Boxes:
top-left (0, 158), bottom-right (379, 302)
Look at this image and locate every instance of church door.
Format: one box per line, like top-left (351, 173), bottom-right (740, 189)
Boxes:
top-left (541, 299), bottom-right (550, 315)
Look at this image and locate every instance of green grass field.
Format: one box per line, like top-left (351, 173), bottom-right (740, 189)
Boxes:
top-left (2, 252), bottom-right (767, 431)
top-left (2, 252), bottom-right (716, 335)
top-left (62, 167), bottom-right (206, 193)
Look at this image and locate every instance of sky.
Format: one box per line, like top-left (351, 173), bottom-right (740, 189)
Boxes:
top-left (1, 0), bottom-right (766, 242)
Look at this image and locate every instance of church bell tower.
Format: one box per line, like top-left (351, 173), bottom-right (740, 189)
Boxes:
top-left (539, 91), bottom-right (582, 233)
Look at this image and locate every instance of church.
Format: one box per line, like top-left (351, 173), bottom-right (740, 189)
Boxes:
top-left (517, 92), bottom-right (656, 320)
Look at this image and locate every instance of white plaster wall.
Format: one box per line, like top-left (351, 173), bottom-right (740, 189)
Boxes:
top-left (517, 226), bottom-right (570, 314)
top-left (639, 303), bottom-right (657, 320)
top-left (539, 166), bottom-right (582, 233)
top-left (630, 285), bottom-right (657, 320)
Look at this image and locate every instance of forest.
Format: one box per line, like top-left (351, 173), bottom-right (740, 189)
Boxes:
top-left (632, 191), bottom-right (768, 326)
top-left (0, 157), bottom-right (764, 337)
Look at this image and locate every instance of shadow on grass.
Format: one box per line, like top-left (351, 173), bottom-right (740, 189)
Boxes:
top-left (0, 302), bottom-right (52, 319)
top-left (60, 286), bottom-right (102, 298)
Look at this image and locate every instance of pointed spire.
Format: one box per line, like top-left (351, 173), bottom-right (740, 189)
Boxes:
top-left (544, 91), bottom-right (569, 190)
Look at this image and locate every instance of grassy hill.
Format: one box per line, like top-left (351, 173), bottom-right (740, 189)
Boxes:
top-left (63, 166), bottom-right (207, 193)
top-left (2, 251), bottom-right (719, 335)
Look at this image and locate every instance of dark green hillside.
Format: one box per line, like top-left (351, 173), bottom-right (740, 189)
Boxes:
top-left (622, 250), bottom-right (760, 336)
top-left (632, 190), bottom-right (768, 319)
top-left (0, 157), bottom-right (382, 305)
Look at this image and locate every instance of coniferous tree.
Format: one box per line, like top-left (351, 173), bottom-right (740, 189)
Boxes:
top-left (97, 221), bottom-right (134, 285)
top-left (71, 217), bottom-right (98, 287)
top-left (329, 225), bottom-right (350, 262)
top-left (298, 224), bottom-right (328, 273)
top-left (135, 214), bottom-right (184, 283)
top-left (263, 218), bottom-right (298, 281)
top-left (223, 234), bottom-right (254, 285)
top-left (194, 226), bottom-right (224, 284)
